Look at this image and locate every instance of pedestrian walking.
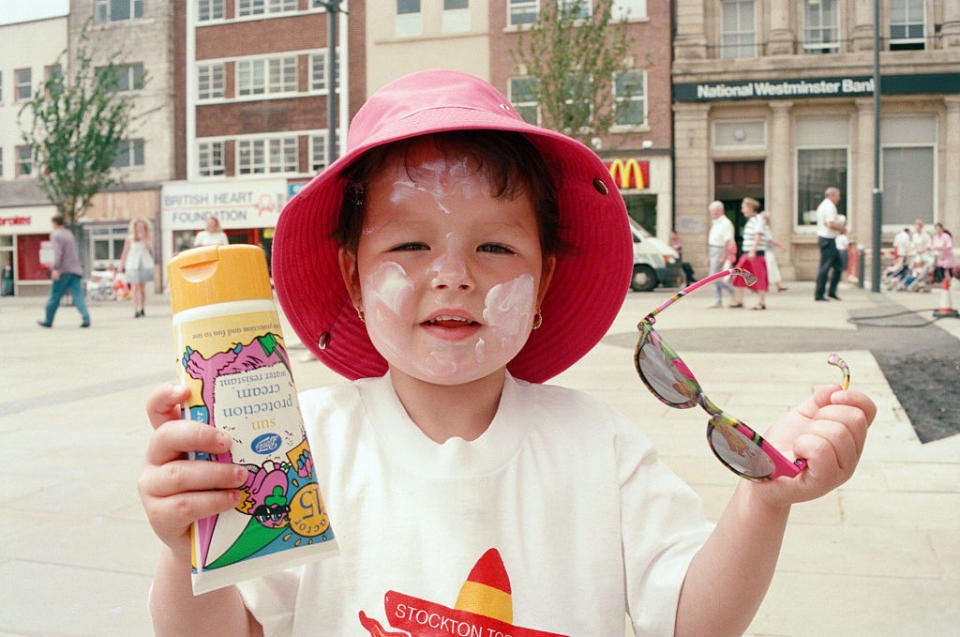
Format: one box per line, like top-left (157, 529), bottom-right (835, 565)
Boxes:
top-left (705, 200), bottom-right (735, 307)
top-left (119, 219), bottom-right (155, 318)
top-left (37, 214), bottom-right (90, 328)
top-left (814, 187), bottom-right (845, 301)
top-left (761, 211), bottom-right (787, 292)
top-left (932, 223), bottom-right (954, 283)
top-left (730, 197), bottom-right (768, 309)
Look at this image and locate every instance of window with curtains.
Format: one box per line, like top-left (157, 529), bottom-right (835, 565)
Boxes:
top-left (720, 0), bottom-right (756, 59)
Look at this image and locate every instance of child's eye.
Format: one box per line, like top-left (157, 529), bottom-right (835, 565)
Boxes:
top-left (391, 242), bottom-right (429, 252)
top-left (478, 243), bottom-right (515, 255)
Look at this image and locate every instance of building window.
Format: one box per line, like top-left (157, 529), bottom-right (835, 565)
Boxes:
top-left (881, 115), bottom-right (936, 226)
top-left (803, 0), bottom-right (840, 53)
top-left (98, 63), bottom-right (146, 92)
top-left (796, 117), bottom-right (849, 226)
top-left (612, 0), bottom-right (646, 20)
top-left (269, 137), bottom-right (299, 173)
top-left (508, 0), bottom-right (538, 26)
top-left (396, 0), bottom-right (422, 37)
top-left (563, 75), bottom-right (593, 130)
top-left (198, 141), bottom-right (225, 176)
top-left (268, 57), bottom-right (298, 94)
top-left (198, 0), bottom-right (225, 21)
top-left (237, 59), bottom-right (266, 96)
top-left (559, 0), bottom-right (591, 19)
top-left (613, 70), bottom-right (645, 127)
top-left (889, 0), bottom-right (925, 50)
top-left (720, 0), bottom-right (755, 58)
top-left (311, 132), bottom-right (340, 171)
top-left (238, 139), bottom-right (266, 174)
top-left (311, 50), bottom-right (341, 92)
top-left (16, 146), bottom-right (33, 177)
top-left (237, 0), bottom-right (297, 16)
top-left (442, 0), bottom-right (470, 33)
top-left (90, 224), bottom-right (128, 269)
top-left (509, 77), bottom-right (540, 125)
top-left (15, 68), bottom-right (32, 101)
top-left (198, 63), bottom-right (225, 100)
top-left (95, 0), bottom-right (144, 23)
top-left (114, 139), bottom-right (145, 168)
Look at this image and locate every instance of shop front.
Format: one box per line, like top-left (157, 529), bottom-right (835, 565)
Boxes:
top-left (672, 72), bottom-right (960, 280)
top-left (160, 179), bottom-right (288, 286)
top-left (602, 154), bottom-right (673, 242)
top-left (0, 206), bottom-right (58, 297)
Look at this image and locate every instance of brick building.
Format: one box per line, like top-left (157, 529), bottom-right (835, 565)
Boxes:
top-left (673, 0), bottom-right (960, 281)
top-left (161, 0), bottom-right (365, 281)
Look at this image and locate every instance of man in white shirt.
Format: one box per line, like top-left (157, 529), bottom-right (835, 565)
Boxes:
top-left (814, 187), bottom-right (845, 301)
top-left (706, 200), bottom-right (735, 307)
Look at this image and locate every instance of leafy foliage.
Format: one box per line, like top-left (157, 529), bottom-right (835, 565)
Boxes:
top-left (510, 0), bottom-right (636, 147)
top-left (18, 22), bottom-right (145, 225)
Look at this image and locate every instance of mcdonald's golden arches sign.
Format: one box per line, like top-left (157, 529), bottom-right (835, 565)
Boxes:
top-left (604, 158), bottom-right (649, 190)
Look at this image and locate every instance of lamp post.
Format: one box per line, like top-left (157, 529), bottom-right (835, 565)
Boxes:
top-left (316, 1), bottom-right (342, 165)
top-left (871, 0), bottom-right (882, 292)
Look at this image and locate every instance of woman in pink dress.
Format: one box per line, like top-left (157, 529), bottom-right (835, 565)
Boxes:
top-left (932, 223), bottom-right (955, 283)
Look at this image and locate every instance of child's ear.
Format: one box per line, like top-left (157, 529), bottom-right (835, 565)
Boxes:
top-left (337, 247), bottom-right (363, 308)
top-left (536, 254), bottom-right (557, 307)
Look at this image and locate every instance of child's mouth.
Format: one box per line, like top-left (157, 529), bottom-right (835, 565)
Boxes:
top-left (423, 315), bottom-right (480, 328)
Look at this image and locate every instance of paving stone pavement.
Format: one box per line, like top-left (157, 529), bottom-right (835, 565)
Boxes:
top-left (0, 277), bottom-right (957, 636)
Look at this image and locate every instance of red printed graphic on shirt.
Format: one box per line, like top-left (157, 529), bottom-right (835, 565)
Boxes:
top-left (358, 548), bottom-right (568, 637)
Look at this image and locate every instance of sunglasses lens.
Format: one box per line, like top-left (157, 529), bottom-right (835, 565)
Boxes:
top-left (709, 421), bottom-right (775, 479)
top-left (638, 340), bottom-right (695, 406)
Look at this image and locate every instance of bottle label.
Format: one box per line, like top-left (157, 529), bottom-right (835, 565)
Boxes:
top-left (174, 309), bottom-right (335, 574)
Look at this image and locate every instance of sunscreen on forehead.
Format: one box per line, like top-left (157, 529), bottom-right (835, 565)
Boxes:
top-left (168, 245), bottom-right (337, 595)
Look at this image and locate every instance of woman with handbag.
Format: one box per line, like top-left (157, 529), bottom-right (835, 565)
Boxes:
top-left (119, 218), bottom-right (155, 318)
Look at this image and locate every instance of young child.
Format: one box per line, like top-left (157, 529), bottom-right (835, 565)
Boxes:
top-left (139, 70), bottom-right (875, 637)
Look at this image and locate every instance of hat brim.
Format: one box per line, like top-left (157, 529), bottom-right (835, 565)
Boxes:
top-left (273, 96), bottom-right (632, 383)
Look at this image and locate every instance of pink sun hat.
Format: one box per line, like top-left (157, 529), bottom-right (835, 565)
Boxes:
top-left (272, 69), bottom-right (632, 383)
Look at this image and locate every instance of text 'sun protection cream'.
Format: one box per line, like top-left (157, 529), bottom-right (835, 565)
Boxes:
top-left (168, 245), bottom-right (337, 595)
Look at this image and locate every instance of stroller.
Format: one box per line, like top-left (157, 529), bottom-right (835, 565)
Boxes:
top-left (899, 253), bottom-right (936, 292)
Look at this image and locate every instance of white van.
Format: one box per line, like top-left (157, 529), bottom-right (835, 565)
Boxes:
top-left (629, 218), bottom-right (684, 291)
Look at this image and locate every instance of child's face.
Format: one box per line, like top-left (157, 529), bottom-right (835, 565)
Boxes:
top-left (339, 141), bottom-right (555, 386)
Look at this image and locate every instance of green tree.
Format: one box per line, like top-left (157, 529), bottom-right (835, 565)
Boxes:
top-left (510, 0), bottom-right (637, 147)
top-left (18, 22), bottom-right (147, 227)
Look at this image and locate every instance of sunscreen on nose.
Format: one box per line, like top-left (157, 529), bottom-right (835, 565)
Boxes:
top-left (169, 245), bottom-right (337, 595)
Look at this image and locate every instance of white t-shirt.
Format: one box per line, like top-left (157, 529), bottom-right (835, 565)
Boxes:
top-left (194, 230), bottom-right (229, 247)
top-left (893, 229), bottom-right (912, 257)
top-left (708, 214), bottom-right (734, 248)
top-left (816, 198), bottom-right (840, 239)
top-left (238, 374), bottom-right (712, 637)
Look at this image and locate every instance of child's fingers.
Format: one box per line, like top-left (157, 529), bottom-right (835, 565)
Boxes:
top-left (141, 458), bottom-right (247, 500)
top-left (144, 490), bottom-right (243, 542)
top-left (796, 418), bottom-right (860, 477)
top-left (146, 382), bottom-right (191, 429)
top-left (795, 383), bottom-right (843, 418)
top-left (829, 389), bottom-right (877, 427)
top-left (145, 419), bottom-right (232, 467)
top-left (815, 403), bottom-right (871, 458)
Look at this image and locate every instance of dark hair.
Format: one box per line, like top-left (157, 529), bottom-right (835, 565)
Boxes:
top-left (51, 214), bottom-right (65, 227)
top-left (332, 130), bottom-right (565, 258)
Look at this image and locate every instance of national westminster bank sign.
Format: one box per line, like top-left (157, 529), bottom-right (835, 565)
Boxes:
top-left (674, 73), bottom-right (960, 102)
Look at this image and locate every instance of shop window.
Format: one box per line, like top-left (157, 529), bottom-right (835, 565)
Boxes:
top-left (623, 194), bottom-right (658, 235)
top-left (509, 77), bottom-right (539, 125)
top-left (614, 70), bottom-right (645, 127)
top-left (442, 0), bottom-right (470, 33)
top-left (95, 0), bottom-right (144, 23)
top-left (508, 0), bottom-right (538, 26)
top-left (881, 115), bottom-right (936, 227)
top-left (796, 117), bottom-right (848, 226)
top-left (198, 0), bottom-right (225, 21)
top-left (396, 0), bottom-right (422, 37)
top-left (89, 224), bottom-right (128, 269)
top-left (803, 0), bottom-right (840, 53)
top-left (889, 0), bottom-right (925, 50)
top-left (720, 0), bottom-right (755, 59)
top-left (198, 63), bottom-right (225, 100)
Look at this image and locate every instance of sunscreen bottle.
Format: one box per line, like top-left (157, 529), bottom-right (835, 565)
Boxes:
top-left (168, 245), bottom-right (337, 595)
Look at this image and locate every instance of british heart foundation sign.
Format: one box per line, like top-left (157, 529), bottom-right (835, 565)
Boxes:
top-left (359, 549), bottom-right (568, 637)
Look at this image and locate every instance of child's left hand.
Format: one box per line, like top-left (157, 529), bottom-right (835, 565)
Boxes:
top-left (754, 384), bottom-right (876, 508)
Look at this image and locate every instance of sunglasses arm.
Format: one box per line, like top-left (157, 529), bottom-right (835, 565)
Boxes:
top-left (640, 268), bottom-right (758, 325)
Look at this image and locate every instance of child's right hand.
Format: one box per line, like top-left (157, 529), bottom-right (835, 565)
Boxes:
top-left (138, 382), bottom-right (248, 563)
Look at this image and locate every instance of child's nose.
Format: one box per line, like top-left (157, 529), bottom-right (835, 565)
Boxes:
top-left (430, 239), bottom-right (472, 291)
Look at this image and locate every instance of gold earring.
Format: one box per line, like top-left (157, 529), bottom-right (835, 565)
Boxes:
top-left (532, 310), bottom-right (542, 330)
top-left (355, 306), bottom-right (365, 323)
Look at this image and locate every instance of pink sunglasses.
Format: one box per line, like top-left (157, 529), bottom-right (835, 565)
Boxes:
top-left (634, 269), bottom-right (851, 481)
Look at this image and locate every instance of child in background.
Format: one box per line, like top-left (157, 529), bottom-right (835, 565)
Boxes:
top-left (138, 70), bottom-right (875, 637)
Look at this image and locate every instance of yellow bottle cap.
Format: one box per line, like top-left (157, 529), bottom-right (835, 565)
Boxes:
top-left (168, 245), bottom-right (273, 315)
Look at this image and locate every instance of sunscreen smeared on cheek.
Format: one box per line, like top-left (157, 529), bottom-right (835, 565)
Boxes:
top-left (482, 274), bottom-right (536, 347)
